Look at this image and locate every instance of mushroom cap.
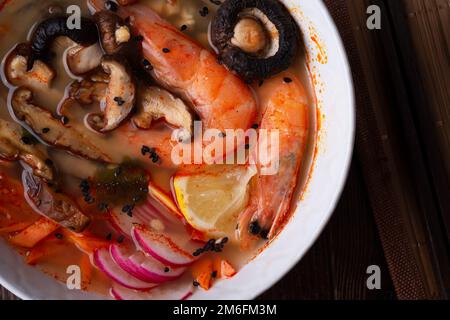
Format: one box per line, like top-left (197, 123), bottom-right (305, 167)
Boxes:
top-left (94, 10), bottom-right (129, 55)
top-left (29, 16), bottom-right (99, 69)
top-left (211, 0), bottom-right (302, 81)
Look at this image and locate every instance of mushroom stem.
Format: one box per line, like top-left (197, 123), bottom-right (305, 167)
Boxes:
top-left (11, 88), bottom-right (112, 163)
top-left (4, 43), bottom-right (55, 90)
top-left (231, 17), bottom-right (267, 54)
top-left (0, 119), bottom-right (54, 182)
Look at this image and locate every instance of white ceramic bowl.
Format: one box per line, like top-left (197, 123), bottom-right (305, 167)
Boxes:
top-left (0, 0), bottom-right (354, 300)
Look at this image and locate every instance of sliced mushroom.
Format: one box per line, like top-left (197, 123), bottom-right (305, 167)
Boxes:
top-left (86, 57), bottom-right (135, 132)
top-left (68, 69), bottom-right (109, 105)
top-left (69, 77), bottom-right (108, 105)
top-left (0, 119), bottom-right (54, 182)
top-left (29, 16), bottom-right (99, 69)
top-left (66, 43), bottom-right (103, 76)
top-left (133, 86), bottom-right (193, 137)
top-left (94, 10), bottom-right (131, 55)
top-left (4, 43), bottom-right (55, 90)
top-left (11, 88), bottom-right (111, 163)
top-left (211, 0), bottom-right (301, 81)
top-left (23, 171), bottom-right (90, 232)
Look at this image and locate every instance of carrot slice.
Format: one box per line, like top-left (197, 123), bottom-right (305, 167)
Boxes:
top-left (192, 258), bottom-right (213, 290)
top-left (25, 238), bottom-right (65, 265)
top-left (220, 260), bottom-right (237, 278)
top-left (0, 172), bottom-right (40, 228)
top-left (80, 253), bottom-right (93, 290)
top-left (9, 217), bottom-right (59, 248)
top-left (0, 221), bottom-right (34, 234)
top-left (213, 258), bottom-right (237, 279)
top-left (62, 230), bottom-right (109, 255)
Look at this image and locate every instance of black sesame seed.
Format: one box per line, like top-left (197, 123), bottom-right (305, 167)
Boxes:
top-left (211, 270), bottom-right (218, 278)
top-left (151, 154), bottom-right (160, 163)
top-left (180, 25), bottom-right (188, 31)
top-left (193, 249), bottom-right (203, 257)
top-left (162, 48), bottom-right (170, 53)
top-left (249, 221), bottom-right (261, 235)
top-left (141, 145), bottom-right (151, 155)
top-left (142, 59), bottom-right (153, 70)
top-left (21, 136), bottom-right (32, 145)
top-left (206, 239), bottom-right (215, 249)
top-left (80, 180), bottom-right (89, 188)
top-left (193, 281), bottom-right (200, 287)
top-left (199, 6), bottom-right (209, 17)
top-left (122, 204), bottom-right (132, 213)
top-left (260, 229), bottom-right (269, 239)
top-left (105, 0), bottom-right (118, 12)
top-left (117, 235), bottom-right (125, 244)
top-left (42, 128), bottom-right (50, 134)
top-left (61, 116), bottom-right (70, 125)
top-left (106, 233), bottom-right (112, 241)
top-left (221, 237), bottom-right (229, 244)
top-left (164, 267), bottom-right (170, 273)
top-left (98, 202), bottom-right (108, 211)
top-left (55, 233), bottom-right (63, 239)
top-left (114, 96), bottom-right (125, 106)
top-left (283, 77), bottom-right (293, 83)
top-left (251, 124), bottom-right (259, 130)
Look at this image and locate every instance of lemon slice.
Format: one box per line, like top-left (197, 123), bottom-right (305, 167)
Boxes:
top-left (173, 165), bottom-right (256, 238)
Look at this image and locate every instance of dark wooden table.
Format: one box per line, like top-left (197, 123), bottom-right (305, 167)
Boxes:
top-left (2, 0), bottom-right (449, 300)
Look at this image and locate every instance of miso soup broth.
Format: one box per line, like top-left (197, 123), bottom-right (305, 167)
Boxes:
top-left (0, 0), bottom-right (316, 299)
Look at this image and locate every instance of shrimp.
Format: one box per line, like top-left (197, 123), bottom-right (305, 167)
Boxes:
top-left (88, 0), bottom-right (257, 167)
top-left (238, 72), bottom-right (309, 245)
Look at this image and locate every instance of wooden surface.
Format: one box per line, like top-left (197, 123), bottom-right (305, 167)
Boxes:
top-left (1, 0), bottom-right (449, 300)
